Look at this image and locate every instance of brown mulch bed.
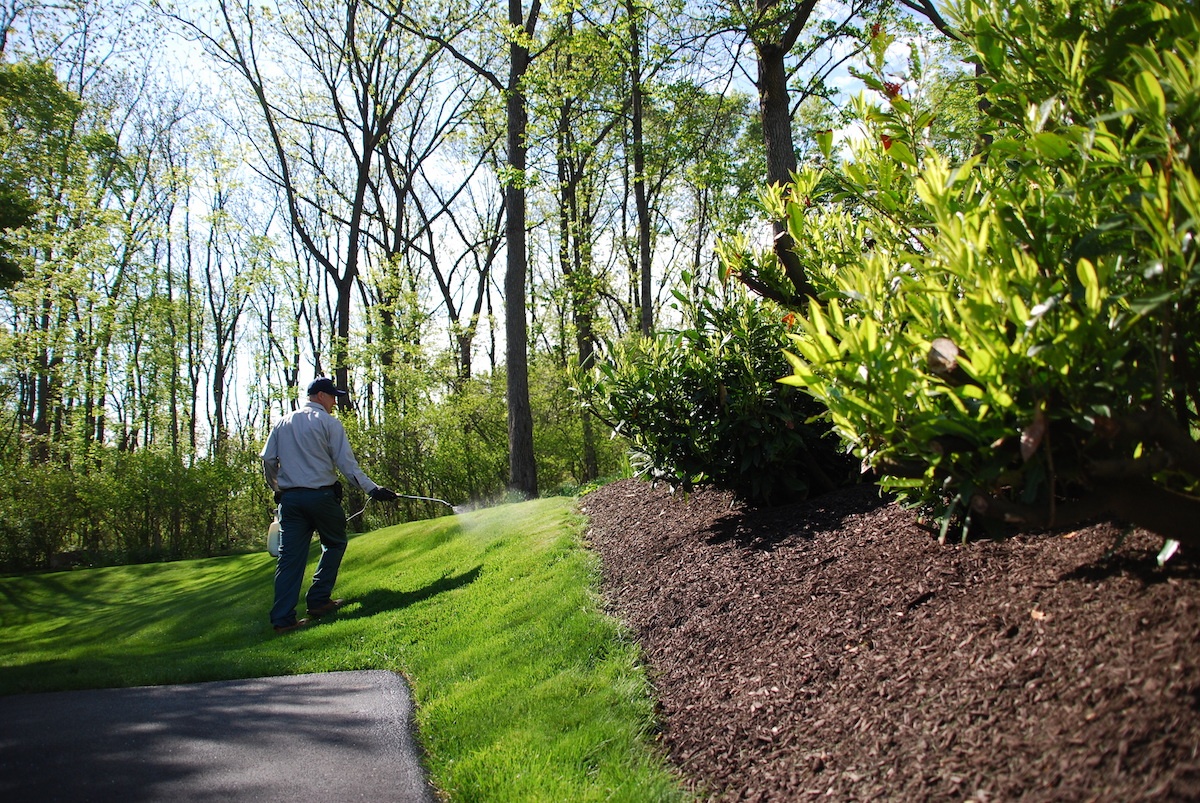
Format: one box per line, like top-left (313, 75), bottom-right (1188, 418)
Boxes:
top-left (581, 478), bottom-right (1200, 802)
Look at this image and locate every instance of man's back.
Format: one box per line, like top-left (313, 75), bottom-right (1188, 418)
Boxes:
top-left (265, 403), bottom-right (339, 491)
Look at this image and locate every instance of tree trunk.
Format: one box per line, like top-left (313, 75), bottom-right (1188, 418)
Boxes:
top-left (627, 0), bottom-right (653, 335)
top-left (749, 0), bottom-right (822, 301)
top-left (505, 0), bottom-right (539, 499)
top-left (335, 273), bottom-right (354, 404)
top-left (758, 42), bottom-right (797, 191)
top-left (556, 94), bottom-right (599, 483)
top-left (757, 41), bottom-right (814, 299)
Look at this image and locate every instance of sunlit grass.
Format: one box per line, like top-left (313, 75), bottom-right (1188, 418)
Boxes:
top-left (0, 496), bottom-right (690, 802)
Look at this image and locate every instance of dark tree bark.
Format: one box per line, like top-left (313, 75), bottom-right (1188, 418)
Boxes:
top-left (505, 0), bottom-right (540, 499)
top-left (626, 0), bottom-right (653, 335)
top-left (393, 0), bottom-right (542, 497)
top-left (753, 0), bottom-right (820, 300)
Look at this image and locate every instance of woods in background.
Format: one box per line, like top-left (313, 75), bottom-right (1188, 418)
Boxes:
top-left (0, 0), bottom-right (967, 569)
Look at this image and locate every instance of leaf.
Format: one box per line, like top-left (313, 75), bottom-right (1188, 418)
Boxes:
top-left (885, 140), bottom-right (917, 167)
top-left (805, 305), bottom-right (839, 360)
top-left (1076, 258), bottom-right (1102, 313)
top-left (1134, 70), bottom-right (1166, 118)
top-left (1032, 98), bottom-right (1057, 132)
top-left (1030, 132), bottom-right (1072, 160)
top-left (781, 348), bottom-right (808, 372)
top-left (1157, 539), bottom-right (1181, 566)
top-left (839, 391), bottom-right (884, 420)
top-left (1129, 289), bottom-right (1175, 316)
top-left (815, 129), bottom-right (833, 159)
top-left (1108, 80), bottom-right (1138, 116)
top-left (883, 476), bottom-right (928, 489)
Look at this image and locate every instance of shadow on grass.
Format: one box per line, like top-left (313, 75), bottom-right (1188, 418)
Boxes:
top-left (0, 556), bottom-right (270, 643)
top-left (0, 573), bottom-right (110, 620)
top-left (345, 565), bottom-right (483, 619)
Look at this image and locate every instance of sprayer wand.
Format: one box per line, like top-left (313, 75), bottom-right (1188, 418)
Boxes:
top-left (395, 493), bottom-right (455, 509)
top-left (347, 493), bottom-right (457, 521)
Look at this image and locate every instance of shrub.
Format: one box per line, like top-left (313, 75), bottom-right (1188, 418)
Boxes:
top-left (723, 0), bottom-right (1200, 545)
top-left (582, 277), bottom-right (852, 505)
top-left (345, 372), bottom-right (507, 525)
top-left (350, 360), bottom-right (627, 523)
top-left (0, 447), bottom-right (264, 571)
top-left (0, 461), bottom-right (77, 571)
top-left (528, 355), bottom-right (630, 496)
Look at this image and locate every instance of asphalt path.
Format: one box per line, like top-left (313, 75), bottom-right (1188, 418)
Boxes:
top-left (0, 670), bottom-right (435, 802)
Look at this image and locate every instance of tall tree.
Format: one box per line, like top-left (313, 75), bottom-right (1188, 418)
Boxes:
top-left (167, 0), bottom-right (439, 397)
top-left (719, 0), bottom-right (877, 302)
top-left (503, 0), bottom-right (541, 497)
top-left (0, 61), bottom-right (74, 288)
top-left (0, 61), bottom-right (108, 456)
top-left (646, 83), bottom-right (762, 289)
top-left (365, 61), bottom-right (499, 384)
top-left (625, 0), bottom-right (653, 335)
top-left (399, 0), bottom-right (542, 497)
top-left (543, 8), bottom-right (620, 482)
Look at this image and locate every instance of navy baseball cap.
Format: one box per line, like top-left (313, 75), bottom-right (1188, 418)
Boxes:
top-left (307, 377), bottom-right (349, 397)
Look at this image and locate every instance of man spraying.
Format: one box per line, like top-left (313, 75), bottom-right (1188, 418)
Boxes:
top-left (261, 377), bottom-right (399, 634)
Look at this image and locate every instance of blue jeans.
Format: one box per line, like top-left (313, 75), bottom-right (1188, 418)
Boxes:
top-left (271, 487), bottom-right (348, 627)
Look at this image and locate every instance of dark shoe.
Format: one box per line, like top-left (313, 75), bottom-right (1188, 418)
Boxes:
top-left (306, 598), bottom-right (346, 618)
top-left (273, 618), bottom-right (310, 634)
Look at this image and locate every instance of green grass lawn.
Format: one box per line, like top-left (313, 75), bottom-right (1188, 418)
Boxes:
top-left (0, 496), bottom-right (690, 802)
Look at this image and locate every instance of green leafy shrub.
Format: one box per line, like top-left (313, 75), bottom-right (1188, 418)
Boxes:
top-left (582, 278), bottom-right (852, 505)
top-left (0, 447), bottom-right (264, 571)
top-left (0, 461), bottom-right (78, 570)
top-left (527, 355), bottom-right (630, 496)
top-left (724, 0), bottom-right (1200, 545)
top-left (351, 360), bottom-right (626, 523)
top-left (347, 371), bottom-right (508, 525)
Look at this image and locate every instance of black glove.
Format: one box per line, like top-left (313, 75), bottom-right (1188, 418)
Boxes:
top-left (369, 487), bottom-right (399, 502)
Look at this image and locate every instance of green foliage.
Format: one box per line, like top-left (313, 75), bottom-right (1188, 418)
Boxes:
top-left (0, 60), bottom-right (83, 284)
top-left (725, 0), bottom-right (1200, 539)
top-left (582, 278), bottom-right (851, 505)
top-left (656, 83), bottom-right (765, 238)
top-left (529, 355), bottom-right (630, 496)
top-left (348, 359), bottom-right (626, 528)
top-left (352, 371), bottom-right (511, 522)
top-left (0, 447), bottom-right (265, 571)
top-left (0, 461), bottom-right (81, 570)
top-left (0, 345), bottom-right (625, 571)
